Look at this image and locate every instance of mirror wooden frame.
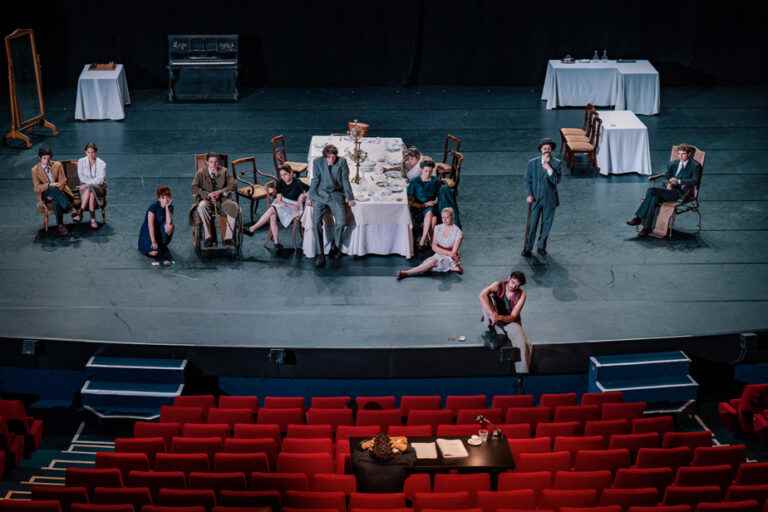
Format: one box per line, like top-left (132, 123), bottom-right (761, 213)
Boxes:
top-left (4, 28), bottom-right (58, 148)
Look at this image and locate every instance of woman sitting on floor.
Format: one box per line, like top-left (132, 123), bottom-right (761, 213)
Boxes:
top-left (397, 207), bottom-right (463, 280)
top-left (76, 142), bottom-right (107, 229)
top-left (138, 186), bottom-right (175, 266)
top-left (243, 164), bottom-right (308, 249)
top-left (407, 160), bottom-right (442, 248)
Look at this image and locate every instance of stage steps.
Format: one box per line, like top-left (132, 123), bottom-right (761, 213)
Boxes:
top-left (80, 355), bottom-right (186, 420)
top-left (588, 351), bottom-right (699, 411)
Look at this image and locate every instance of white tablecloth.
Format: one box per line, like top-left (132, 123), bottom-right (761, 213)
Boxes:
top-left (301, 135), bottom-right (413, 258)
top-left (596, 110), bottom-right (652, 176)
top-left (541, 60), bottom-right (660, 115)
top-left (75, 64), bottom-right (131, 120)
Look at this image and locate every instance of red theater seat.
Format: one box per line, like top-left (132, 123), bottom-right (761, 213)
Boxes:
top-left (434, 473), bottom-right (491, 494)
top-left (536, 421), bottom-right (581, 437)
top-left (156, 489), bottom-right (216, 509)
top-left (554, 405), bottom-right (601, 423)
top-left (142, 506), bottom-right (205, 512)
top-left (735, 463), bottom-right (768, 485)
top-left (65, 468), bottom-right (124, 494)
top-left (115, 438), bottom-right (166, 461)
top-left (674, 465), bottom-right (733, 489)
top-left (562, 507), bottom-right (621, 512)
top-left (221, 438), bottom-right (278, 468)
top-left (573, 448), bottom-right (631, 472)
top-left (174, 396), bottom-right (216, 410)
top-left (662, 431), bottom-right (713, 450)
top-left (492, 394), bottom-right (535, 410)
top-left (249, 472), bottom-right (309, 492)
top-left (553, 470), bottom-right (613, 490)
top-left (282, 437), bottom-right (334, 455)
top-left (349, 492), bottom-right (406, 508)
top-left (134, 423), bottom-right (182, 448)
top-left (436, 424), bottom-right (480, 437)
top-left (95, 452), bottom-right (150, 479)
top-left (356, 396), bottom-right (397, 410)
top-left (456, 408), bottom-right (504, 425)
top-left (310, 396), bottom-right (352, 409)
top-left (306, 409), bottom-right (354, 428)
top-left (445, 395), bottom-right (487, 412)
top-left (217, 396), bottom-right (258, 412)
top-left (206, 409), bottom-right (253, 426)
top-left (388, 424), bottom-right (433, 437)
top-left (539, 489), bottom-right (598, 509)
top-left (609, 433), bottom-right (661, 457)
top-left (311, 474), bottom-right (356, 494)
top-left (613, 467), bottom-right (675, 491)
top-left (0, 399), bottom-right (44, 450)
top-left (213, 453), bottom-right (270, 473)
top-left (31, 486), bottom-right (89, 512)
top-left (477, 489), bottom-right (536, 511)
top-left (160, 407), bottom-right (205, 424)
top-left (407, 410), bottom-right (455, 428)
top-left (188, 472), bottom-right (247, 491)
top-left (600, 488), bottom-right (660, 508)
top-left (286, 424), bottom-right (333, 439)
top-left (256, 408), bottom-right (304, 432)
top-left (498, 471), bottom-right (552, 491)
top-left (516, 451), bottom-right (571, 472)
top-left (170, 437), bottom-right (222, 456)
top-left (335, 426), bottom-right (381, 440)
top-left (413, 491), bottom-right (473, 511)
top-left (632, 416), bottom-right (675, 434)
top-left (626, 506), bottom-right (692, 512)
top-left (497, 423), bottom-right (532, 439)
top-left (72, 505), bottom-right (133, 512)
top-left (154, 453), bottom-right (210, 473)
top-left (403, 474), bottom-right (432, 499)
top-left (126, 471), bottom-right (187, 497)
top-left (232, 424), bottom-right (280, 441)
top-left (92, 486), bottom-right (153, 509)
top-left (697, 501), bottom-right (761, 512)
top-left (540, 393), bottom-right (578, 407)
top-left (663, 486), bottom-right (723, 506)
top-left (585, 420), bottom-right (631, 438)
top-left (216, 490), bottom-right (280, 509)
top-left (181, 424), bottom-right (229, 439)
top-left (636, 447), bottom-right (692, 469)
top-left (553, 435), bottom-right (606, 463)
top-left (507, 437), bottom-right (551, 459)
top-left (602, 402), bottom-right (647, 420)
top-left (263, 397), bottom-right (305, 409)
top-left (356, 409), bottom-right (402, 428)
top-left (0, 501), bottom-right (62, 512)
top-left (505, 407), bottom-right (553, 426)
top-left (400, 396), bottom-right (442, 417)
top-left (277, 453), bottom-right (334, 476)
top-left (692, 445), bottom-right (747, 468)
top-left (284, 491), bottom-right (345, 512)
top-left (725, 484), bottom-right (768, 504)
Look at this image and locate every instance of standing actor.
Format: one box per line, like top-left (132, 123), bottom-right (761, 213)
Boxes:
top-left (309, 144), bottom-right (355, 268)
top-left (626, 144), bottom-right (702, 236)
top-left (523, 138), bottom-right (562, 257)
top-left (191, 153), bottom-right (239, 247)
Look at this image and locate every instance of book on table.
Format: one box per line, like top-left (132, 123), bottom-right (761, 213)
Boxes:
top-left (436, 438), bottom-right (469, 458)
top-left (412, 442), bottom-right (438, 459)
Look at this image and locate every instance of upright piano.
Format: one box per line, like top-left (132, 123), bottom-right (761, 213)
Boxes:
top-left (167, 34), bottom-right (239, 102)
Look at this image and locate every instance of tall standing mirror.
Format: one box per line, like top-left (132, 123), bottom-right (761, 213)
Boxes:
top-left (4, 28), bottom-right (58, 148)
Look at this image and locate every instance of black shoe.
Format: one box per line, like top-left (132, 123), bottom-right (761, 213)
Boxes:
top-left (315, 255), bottom-right (326, 268)
top-left (521, 249), bottom-right (532, 257)
top-left (330, 247), bottom-right (342, 260)
top-left (274, 243), bottom-right (284, 252)
top-left (537, 247), bottom-right (548, 256)
top-left (204, 238), bottom-right (215, 248)
top-left (626, 217), bottom-right (642, 226)
top-left (223, 239), bottom-right (235, 247)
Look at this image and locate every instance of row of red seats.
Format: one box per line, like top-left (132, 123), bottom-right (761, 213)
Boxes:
top-left (6, 487), bottom-right (768, 512)
top-left (157, 402), bottom-right (646, 431)
top-left (719, 384), bottom-right (768, 436)
top-left (0, 399), bottom-right (44, 479)
top-left (169, 391), bottom-right (626, 413)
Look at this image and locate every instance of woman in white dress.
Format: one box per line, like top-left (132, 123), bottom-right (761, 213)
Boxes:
top-left (243, 165), bottom-right (308, 249)
top-left (396, 207), bottom-right (463, 280)
top-left (76, 142), bottom-right (107, 229)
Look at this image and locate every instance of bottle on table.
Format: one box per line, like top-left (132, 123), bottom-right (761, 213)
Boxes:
top-left (592, 50), bottom-right (599, 62)
top-left (602, 49), bottom-right (608, 61)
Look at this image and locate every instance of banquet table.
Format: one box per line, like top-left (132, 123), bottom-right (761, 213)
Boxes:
top-left (596, 110), bottom-right (652, 176)
top-left (541, 59), bottom-right (660, 115)
top-left (75, 64), bottom-right (131, 120)
top-left (301, 135), bottom-right (413, 258)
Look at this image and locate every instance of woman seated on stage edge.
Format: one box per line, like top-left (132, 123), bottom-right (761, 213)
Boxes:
top-left (243, 164), bottom-right (308, 249)
top-left (138, 186), bottom-right (174, 266)
top-left (397, 207), bottom-right (463, 280)
top-left (479, 270), bottom-right (532, 373)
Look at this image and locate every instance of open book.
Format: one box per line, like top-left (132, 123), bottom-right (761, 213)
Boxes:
top-left (436, 438), bottom-right (469, 458)
top-left (411, 442), bottom-right (438, 459)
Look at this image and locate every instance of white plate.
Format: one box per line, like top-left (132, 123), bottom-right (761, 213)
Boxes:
top-left (467, 438), bottom-right (482, 446)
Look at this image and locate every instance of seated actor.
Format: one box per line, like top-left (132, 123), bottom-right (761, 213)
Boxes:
top-left (479, 271), bottom-right (532, 373)
top-left (403, 147), bottom-right (425, 181)
top-left (31, 146), bottom-right (74, 235)
top-left (627, 143), bottom-right (702, 236)
top-left (408, 160), bottom-right (442, 248)
top-left (243, 164), bottom-right (308, 249)
top-left (397, 207), bottom-right (463, 279)
top-left (352, 433), bottom-right (415, 492)
top-left (309, 144), bottom-right (355, 268)
top-left (138, 186), bottom-right (174, 265)
top-left (191, 153), bottom-right (239, 247)
top-left (77, 142), bottom-right (107, 229)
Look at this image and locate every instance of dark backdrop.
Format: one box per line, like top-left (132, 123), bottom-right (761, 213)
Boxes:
top-left (2, 0), bottom-right (767, 94)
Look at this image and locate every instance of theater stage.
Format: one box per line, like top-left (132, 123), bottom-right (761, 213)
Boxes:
top-left (0, 86), bottom-right (766, 374)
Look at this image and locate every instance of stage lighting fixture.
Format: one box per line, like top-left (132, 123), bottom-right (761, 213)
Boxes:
top-left (21, 339), bottom-right (37, 355)
top-left (268, 348), bottom-right (296, 366)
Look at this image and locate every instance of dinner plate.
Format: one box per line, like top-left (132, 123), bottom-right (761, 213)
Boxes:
top-left (467, 437), bottom-right (482, 446)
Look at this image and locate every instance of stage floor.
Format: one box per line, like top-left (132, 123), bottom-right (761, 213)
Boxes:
top-left (1, 86), bottom-right (767, 351)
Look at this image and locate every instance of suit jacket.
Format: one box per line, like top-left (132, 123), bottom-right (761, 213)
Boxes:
top-left (664, 159), bottom-right (702, 194)
top-left (309, 156), bottom-right (354, 204)
top-left (191, 167), bottom-right (235, 205)
top-left (525, 155), bottom-right (562, 208)
top-left (31, 161), bottom-right (74, 210)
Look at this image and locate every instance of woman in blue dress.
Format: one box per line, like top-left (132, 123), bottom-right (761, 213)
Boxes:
top-left (138, 186), bottom-right (175, 265)
top-left (407, 160), bottom-right (442, 248)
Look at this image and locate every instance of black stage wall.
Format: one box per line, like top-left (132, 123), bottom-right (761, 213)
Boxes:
top-left (2, 0), bottom-right (766, 96)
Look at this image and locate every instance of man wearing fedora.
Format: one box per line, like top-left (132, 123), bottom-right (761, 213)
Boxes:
top-left (626, 143), bottom-right (702, 236)
top-left (523, 138), bottom-right (562, 257)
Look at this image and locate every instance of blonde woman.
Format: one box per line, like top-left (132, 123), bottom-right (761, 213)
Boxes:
top-left (397, 207), bottom-right (463, 279)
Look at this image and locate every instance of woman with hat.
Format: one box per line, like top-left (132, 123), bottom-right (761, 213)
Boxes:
top-left (523, 138), bottom-right (562, 257)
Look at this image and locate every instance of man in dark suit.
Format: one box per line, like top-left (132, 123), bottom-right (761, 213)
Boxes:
top-left (627, 144), bottom-right (702, 236)
top-left (523, 138), bottom-right (562, 257)
top-left (309, 144), bottom-right (355, 268)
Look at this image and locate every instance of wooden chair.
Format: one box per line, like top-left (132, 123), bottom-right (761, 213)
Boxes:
top-left (63, 159), bottom-right (108, 226)
top-left (436, 134), bottom-right (462, 174)
top-left (565, 115), bottom-right (602, 171)
top-left (648, 145), bottom-right (706, 239)
top-left (560, 106), bottom-right (598, 155)
top-left (437, 150), bottom-right (464, 195)
top-left (232, 157), bottom-right (274, 224)
top-left (271, 135), bottom-right (308, 177)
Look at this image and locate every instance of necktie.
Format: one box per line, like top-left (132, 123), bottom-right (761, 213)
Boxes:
top-left (676, 161), bottom-right (686, 177)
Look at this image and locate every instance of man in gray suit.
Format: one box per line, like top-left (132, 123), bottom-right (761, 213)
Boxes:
top-left (523, 138), bottom-right (562, 257)
top-left (309, 144), bottom-right (355, 268)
